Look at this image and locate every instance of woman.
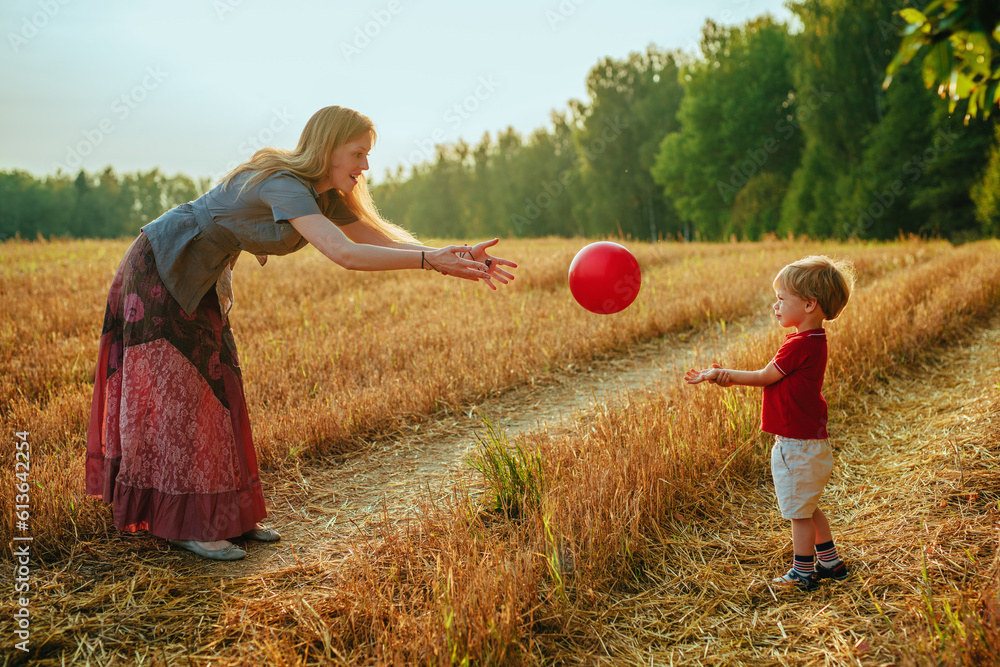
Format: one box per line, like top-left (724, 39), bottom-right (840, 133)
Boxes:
top-left (86, 106), bottom-right (517, 561)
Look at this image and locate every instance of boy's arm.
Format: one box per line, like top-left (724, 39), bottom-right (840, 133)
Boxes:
top-left (714, 362), bottom-right (784, 387)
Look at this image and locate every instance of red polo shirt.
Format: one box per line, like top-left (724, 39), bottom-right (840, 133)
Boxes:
top-left (761, 329), bottom-right (829, 440)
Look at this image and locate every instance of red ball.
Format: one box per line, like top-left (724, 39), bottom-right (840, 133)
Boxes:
top-left (568, 241), bottom-right (642, 314)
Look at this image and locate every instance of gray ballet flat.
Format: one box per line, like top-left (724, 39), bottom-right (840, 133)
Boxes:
top-left (241, 527), bottom-right (281, 542)
top-left (168, 539), bottom-right (247, 561)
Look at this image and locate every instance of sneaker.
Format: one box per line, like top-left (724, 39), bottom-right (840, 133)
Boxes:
top-left (773, 568), bottom-right (819, 592)
top-left (816, 560), bottom-right (849, 581)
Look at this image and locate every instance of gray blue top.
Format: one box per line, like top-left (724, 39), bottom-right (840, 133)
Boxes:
top-left (141, 170), bottom-right (356, 315)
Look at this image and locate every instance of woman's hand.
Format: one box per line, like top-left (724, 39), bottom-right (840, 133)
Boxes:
top-left (463, 238), bottom-right (518, 290)
top-left (423, 245), bottom-right (492, 282)
top-left (216, 261), bottom-right (235, 319)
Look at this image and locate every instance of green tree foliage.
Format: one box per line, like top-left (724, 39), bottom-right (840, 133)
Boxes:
top-left (0, 168), bottom-right (207, 240)
top-left (501, 119), bottom-right (579, 238)
top-left (885, 0), bottom-right (1000, 119)
top-left (779, 0), bottom-right (996, 240)
top-left (376, 48), bottom-right (684, 242)
top-left (730, 172), bottom-right (790, 239)
top-left (904, 104), bottom-right (996, 236)
top-left (572, 46), bottom-right (684, 241)
top-left (484, 127), bottom-right (530, 236)
top-left (0, 170), bottom-right (72, 240)
top-left (375, 114), bottom-right (584, 240)
top-left (780, 0), bottom-right (907, 238)
top-left (971, 124), bottom-right (1000, 234)
top-left (845, 62), bottom-right (940, 238)
top-left (844, 62), bottom-right (994, 239)
top-left (877, 0), bottom-right (1000, 239)
top-left (652, 16), bottom-right (799, 240)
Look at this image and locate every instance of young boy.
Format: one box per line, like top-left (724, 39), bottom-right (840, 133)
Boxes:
top-left (685, 255), bottom-right (855, 592)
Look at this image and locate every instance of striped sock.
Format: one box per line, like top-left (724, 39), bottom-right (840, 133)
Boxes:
top-left (793, 554), bottom-right (816, 576)
top-left (816, 540), bottom-right (842, 566)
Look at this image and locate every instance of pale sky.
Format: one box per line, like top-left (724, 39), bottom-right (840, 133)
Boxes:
top-left (1, 0), bottom-right (793, 183)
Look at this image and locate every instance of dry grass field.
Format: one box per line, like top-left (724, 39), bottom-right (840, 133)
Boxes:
top-left (1, 236), bottom-right (998, 665)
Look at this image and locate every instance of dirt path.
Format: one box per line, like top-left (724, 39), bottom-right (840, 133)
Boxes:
top-left (233, 318), bottom-right (768, 574)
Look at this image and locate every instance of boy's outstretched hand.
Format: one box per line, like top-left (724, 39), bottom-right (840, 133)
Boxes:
top-left (684, 363), bottom-right (732, 387)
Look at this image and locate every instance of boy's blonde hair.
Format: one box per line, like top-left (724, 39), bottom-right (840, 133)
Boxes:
top-left (773, 255), bottom-right (855, 320)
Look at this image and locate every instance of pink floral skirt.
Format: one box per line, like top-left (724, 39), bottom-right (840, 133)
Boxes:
top-left (86, 232), bottom-right (266, 541)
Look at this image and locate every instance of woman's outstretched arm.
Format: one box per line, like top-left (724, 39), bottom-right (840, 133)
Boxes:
top-left (289, 213), bottom-right (489, 281)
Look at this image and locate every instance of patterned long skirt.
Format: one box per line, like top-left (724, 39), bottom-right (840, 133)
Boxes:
top-left (86, 231), bottom-right (266, 541)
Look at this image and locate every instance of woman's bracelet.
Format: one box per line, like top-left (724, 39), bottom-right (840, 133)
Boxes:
top-left (457, 250), bottom-right (490, 269)
top-left (422, 249), bottom-right (486, 274)
top-left (421, 250), bottom-right (439, 272)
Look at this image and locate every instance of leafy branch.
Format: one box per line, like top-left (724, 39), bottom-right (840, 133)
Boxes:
top-left (884, 0), bottom-right (1000, 119)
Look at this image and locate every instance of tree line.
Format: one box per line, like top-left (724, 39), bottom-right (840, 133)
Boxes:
top-left (4, 0), bottom-right (999, 242)
top-left (0, 168), bottom-right (208, 241)
top-left (375, 0), bottom-right (1000, 242)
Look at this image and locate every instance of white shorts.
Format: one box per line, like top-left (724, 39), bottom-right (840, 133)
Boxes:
top-left (771, 436), bottom-right (833, 519)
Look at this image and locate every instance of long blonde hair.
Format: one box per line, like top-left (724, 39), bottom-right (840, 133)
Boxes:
top-left (221, 105), bottom-right (417, 244)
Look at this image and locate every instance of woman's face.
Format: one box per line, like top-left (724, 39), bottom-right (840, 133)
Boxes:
top-left (324, 133), bottom-right (372, 193)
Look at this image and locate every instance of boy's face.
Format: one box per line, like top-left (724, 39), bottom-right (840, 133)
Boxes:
top-left (773, 287), bottom-right (818, 330)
